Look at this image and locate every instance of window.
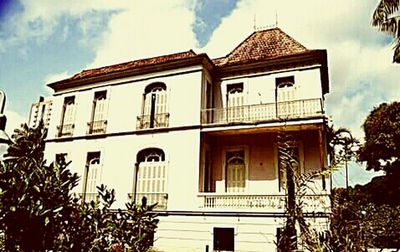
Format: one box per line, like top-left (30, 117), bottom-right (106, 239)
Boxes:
top-left (137, 82), bottom-right (169, 129)
top-left (58, 96), bottom-right (75, 137)
top-left (226, 83), bottom-right (244, 122)
top-left (213, 227), bottom-right (234, 251)
top-left (88, 91), bottom-right (108, 134)
top-left (83, 152), bottom-right (102, 202)
top-left (275, 76), bottom-right (298, 117)
top-left (134, 148), bottom-right (168, 209)
top-left (225, 150), bottom-right (246, 193)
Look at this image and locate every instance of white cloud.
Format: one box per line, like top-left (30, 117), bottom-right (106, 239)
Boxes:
top-left (4, 109), bottom-right (26, 136)
top-left (44, 71), bottom-right (71, 85)
top-left (88, 0), bottom-right (197, 67)
top-left (1, 0), bottom-right (127, 53)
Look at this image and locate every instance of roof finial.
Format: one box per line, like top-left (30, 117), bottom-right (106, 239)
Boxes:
top-left (275, 10), bottom-right (278, 27)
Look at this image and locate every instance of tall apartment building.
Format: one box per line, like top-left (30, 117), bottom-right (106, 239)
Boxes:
top-left (28, 96), bottom-right (53, 128)
top-left (44, 27), bottom-right (330, 251)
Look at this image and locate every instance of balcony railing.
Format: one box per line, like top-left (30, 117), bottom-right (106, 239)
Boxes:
top-left (56, 124), bottom-right (74, 137)
top-left (201, 98), bottom-right (323, 125)
top-left (128, 192), bottom-right (168, 210)
top-left (136, 113), bottom-right (169, 130)
top-left (87, 120), bottom-right (107, 134)
top-left (199, 193), bottom-right (330, 212)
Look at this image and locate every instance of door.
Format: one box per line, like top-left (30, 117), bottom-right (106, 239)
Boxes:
top-left (226, 150), bottom-right (246, 193)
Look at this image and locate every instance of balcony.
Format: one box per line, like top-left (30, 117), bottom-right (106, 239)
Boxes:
top-left (56, 124), bottom-right (74, 137)
top-left (87, 120), bottom-right (107, 134)
top-left (201, 98), bottom-right (323, 125)
top-left (128, 193), bottom-right (168, 210)
top-left (136, 113), bottom-right (169, 130)
top-left (198, 193), bottom-right (330, 212)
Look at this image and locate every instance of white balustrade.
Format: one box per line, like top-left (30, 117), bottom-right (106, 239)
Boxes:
top-left (201, 98), bottom-right (323, 125)
top-left (199, 193), bottom-right (330, 212)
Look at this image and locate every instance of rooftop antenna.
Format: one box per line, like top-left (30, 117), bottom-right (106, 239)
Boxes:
top-left (253, 10), bottom-right (278, 31)
top-left (253, 13), bottom-right (256, 31)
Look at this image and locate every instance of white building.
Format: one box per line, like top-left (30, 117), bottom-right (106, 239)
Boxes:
top-left (44, 27), bottom-right (330, 252)
top-left (28, 96), bottom-right (53, 128)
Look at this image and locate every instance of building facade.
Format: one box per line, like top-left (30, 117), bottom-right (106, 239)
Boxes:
top-left (28, 96), bottom-right (53, 128)
top-left (44, 28), bottom-right (330, 251)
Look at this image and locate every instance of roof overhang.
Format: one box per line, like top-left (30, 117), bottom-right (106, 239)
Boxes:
top-left (48, 54), bottom-right (215, 92)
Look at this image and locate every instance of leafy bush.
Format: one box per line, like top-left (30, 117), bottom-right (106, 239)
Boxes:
top-left (0, 122), bottom-right (158, 251)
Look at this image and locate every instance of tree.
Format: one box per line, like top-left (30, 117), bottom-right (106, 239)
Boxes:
top-left (276, 126), bottom-right (360, 251)
top-left (0, 122), bottom-right (79, 251)
top-left (359, 102), bottom-right (400, 175)
top-left (372, 0), bottom-right (400, 63)
top-left (0, 122), bottom-right (158, 251)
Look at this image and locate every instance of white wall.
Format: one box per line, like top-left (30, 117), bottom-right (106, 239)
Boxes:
top-left (219, 67), bottom-right (323, 107)
top-left (47, 67), bottom-right (203, 140)
top-left (44, 129), bottom-right (201, 209)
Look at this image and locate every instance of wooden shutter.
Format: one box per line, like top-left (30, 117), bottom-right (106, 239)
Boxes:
top-left (87, 158), bottom-right (101, 194)
top-left (63, 99), bottom-right (75, 125)
top-left (94, 95), bottom-right (107, 122)
top-left (137, 161), bottom-right (167, 204)
top-left (226, 150), bottom-right (245, 193)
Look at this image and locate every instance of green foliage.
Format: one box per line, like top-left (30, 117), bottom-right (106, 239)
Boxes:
top-left (326, 125), bottom-right (359, 169)
top-left (0, 121), bottom-right (79, 251)
top-left (276, 129), bottom-right (359, 252)
top-left (0, 122), bottom-right (158, 251)
top-left (330, 188), bottom-right (400, 250)
top-left (372, 0), bottom-right (400, 63)
top-left (359, 102), bottom-right (400, 174)
top-left (54, 185), bottom-right (159, 252)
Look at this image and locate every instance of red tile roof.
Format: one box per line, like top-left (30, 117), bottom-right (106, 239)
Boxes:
top-left (213, 27), bottom-right (308, 67)
top-left (49, 28), bottom-right (312, 90)
top-left (69, 50), bottom-right (198, 80)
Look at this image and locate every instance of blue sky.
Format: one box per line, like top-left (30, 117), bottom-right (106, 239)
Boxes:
top-left (0, 0), bottom-right (397, 187)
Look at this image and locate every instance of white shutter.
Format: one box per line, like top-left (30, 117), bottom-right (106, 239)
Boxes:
top-left (94, 96), bottom-right (107, 122)
top-left (227, 163), bottom-right (245, 193)
top-left (137, 161), bottom-right (167, 205)
top-left (87, 159), bottom-right (101, 194)
top-left (227, 92), bottom-right (244, 122)
top-left (155, 90), bottom-right (167, 114)
top-left (277, 84), bottom-right (298, 117)
top-left (144, 93), bottom-right (152, 116)
top-left (63, 101), bottom-right (75, 125)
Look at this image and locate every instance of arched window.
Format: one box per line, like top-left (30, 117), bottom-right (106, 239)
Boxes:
top-left (137, 147), bottom-right (165, 163)
top-left (134, 148), bottom-right (168, 209)
top-left (138, 82), bottom-right (169, 129)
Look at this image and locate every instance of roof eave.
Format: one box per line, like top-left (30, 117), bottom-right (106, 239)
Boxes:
top-left (48, 54), bottom-right (215, 92)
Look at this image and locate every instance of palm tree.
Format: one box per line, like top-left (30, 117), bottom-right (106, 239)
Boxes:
top-left (372, 0), bottom-right (400, 63)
